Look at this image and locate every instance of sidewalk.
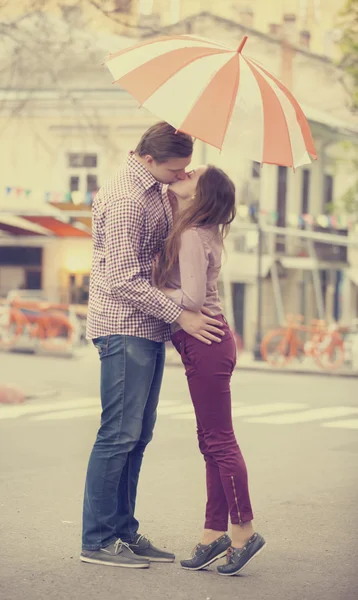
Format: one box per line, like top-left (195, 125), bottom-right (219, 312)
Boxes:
top-left (165, 346), bottom-right (358, 379)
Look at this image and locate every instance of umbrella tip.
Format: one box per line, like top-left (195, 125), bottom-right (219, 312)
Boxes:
top-left (237, 35), bottom-right (248, 53)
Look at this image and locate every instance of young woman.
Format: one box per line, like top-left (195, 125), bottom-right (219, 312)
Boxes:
top-left (153, 165), bottom-right (265, 576)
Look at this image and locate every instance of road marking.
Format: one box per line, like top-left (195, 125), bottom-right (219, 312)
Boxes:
top-left (32, 407), bottom-right (100, 421)
top-left (245, 407), bottom-right (358, 425)
top-left (169, 403), bottom-right (309, 421)
top-left (158, 404), bottom-right (193, 415)
top-left (0, 397), bottom-right (180, 420)
top-left (0, 397), bottom-right (99, 419)
top-left (231, 403), bottom-right (308, 417)
top-left (2, 396), bottom-right (358, 431)
top-left (321, 419), bottom-right (358, 430)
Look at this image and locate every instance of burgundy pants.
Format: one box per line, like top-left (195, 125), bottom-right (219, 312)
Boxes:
top-left (171, 316), bottom-right (253, 531)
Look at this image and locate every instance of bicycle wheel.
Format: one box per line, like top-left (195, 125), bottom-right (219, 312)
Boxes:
top-left (261, 329), bottom-right (293, 367)
top-left (233, 331), bottom-right (243, 355)
top-left (1, 309), bottom-right (26, 348)
top-left (313, 332), bottom-right (345, 371)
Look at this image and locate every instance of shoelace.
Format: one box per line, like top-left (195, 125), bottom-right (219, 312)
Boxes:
top-left (114, 539), bottom-right (133, 555)
top-left (226, 547), bottom-right (235, 564)
top-left (136, 534), bottom-right (150, 545)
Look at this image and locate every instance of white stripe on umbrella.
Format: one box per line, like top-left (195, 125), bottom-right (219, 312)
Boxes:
top-left (253, 64), bottom-right (310, 167)
top-left (223, 57), bottom-right (265, 163)
top-left (107, 35), bottom-right (231, 63)
top-left (246, 56), bottom-right (316, 160)
top-left (144, 52), bottom-right (236, 135)
top-left (111, 46), bottom-right (231, 107)
top-left (106, 38), bottom-right (231, 81)
top-left (243, 57), bottom-right (294, 166)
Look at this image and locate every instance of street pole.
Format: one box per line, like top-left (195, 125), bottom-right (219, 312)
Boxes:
top-left (253, 217), bottom-right (263, 360)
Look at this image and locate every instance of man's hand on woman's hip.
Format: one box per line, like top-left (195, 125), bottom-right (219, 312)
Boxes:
top-left (176, 309), bottom-right (224, 344)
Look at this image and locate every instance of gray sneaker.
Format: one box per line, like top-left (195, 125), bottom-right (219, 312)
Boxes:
top-left (80, 539), bottom-right (150, 568)
top-left (128, 534), bottom-right (175, 562)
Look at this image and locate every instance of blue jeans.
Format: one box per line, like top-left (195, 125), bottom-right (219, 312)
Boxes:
top-left (82, 334), bottom-right (165, 550)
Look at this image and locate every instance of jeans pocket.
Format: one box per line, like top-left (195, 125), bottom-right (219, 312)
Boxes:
top-left (92, 336), bottom-right (109, 358)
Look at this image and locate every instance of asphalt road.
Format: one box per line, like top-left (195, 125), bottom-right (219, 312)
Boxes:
top-left (0, 349), bottom-right (358, 600)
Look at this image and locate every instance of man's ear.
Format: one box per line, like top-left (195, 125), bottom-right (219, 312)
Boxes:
top-left (143, 154), bottom-right (154, 166)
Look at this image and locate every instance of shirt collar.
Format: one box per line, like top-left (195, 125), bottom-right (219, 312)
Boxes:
top-left (127, 151), bottom-right (161, 192)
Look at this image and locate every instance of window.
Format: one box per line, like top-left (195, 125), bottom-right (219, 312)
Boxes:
top-left (86, 175), bottom-right (98, 193)
top-left (323, 174), bottom-right (334, 212)
top-left (276, 166), bottom-right (287, 227)
top-left (251, 161), bottom-right (261, 179)
top-left (68, 153), bottom-right (97, 168)
top-left (70, 176), bottom-right (80, 192)
top-left (0, 247), bottom-right (42, 266)
top-left (301, 169), bottom-right (310, 214)
top-left (66, 152), bottom-right (99, 201)
top-left (113, 0), bottom-right (133, 13)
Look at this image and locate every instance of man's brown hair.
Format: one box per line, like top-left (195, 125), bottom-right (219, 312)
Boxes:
top-left (135, 122), bottom-right (193, 164)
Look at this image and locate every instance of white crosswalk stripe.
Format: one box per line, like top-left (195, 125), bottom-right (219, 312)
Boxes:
top-left (245, 406), bottom-right (358, 425)
top-left (167, 403), bottom-right (309, 421)
top-left (321, 419), bottom-right (358, 430)
top-left (33, 407), bottom-right (100, 421)
top-left (1, 396), bottom-right (358, 430)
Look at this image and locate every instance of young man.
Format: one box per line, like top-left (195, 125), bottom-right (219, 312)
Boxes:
top-left (80, 122), bottom-right (224, 569)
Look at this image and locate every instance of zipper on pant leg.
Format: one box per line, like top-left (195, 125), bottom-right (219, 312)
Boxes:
top-left (231, 476), bottom-right (242, 524)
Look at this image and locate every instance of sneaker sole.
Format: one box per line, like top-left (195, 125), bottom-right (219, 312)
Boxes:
top-left (217, 542), bottom-right (267, 577)
top-left (181, 549), bottom-right (229, 571)
top-left (80, 555), bottom-right (149, 568)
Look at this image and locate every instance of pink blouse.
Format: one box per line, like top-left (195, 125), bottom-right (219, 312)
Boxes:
top-left (164, 225), bottom-right (223, 332)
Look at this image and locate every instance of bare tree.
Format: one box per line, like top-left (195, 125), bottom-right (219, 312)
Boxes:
top-left (0, 0), bottom-right (155, 152)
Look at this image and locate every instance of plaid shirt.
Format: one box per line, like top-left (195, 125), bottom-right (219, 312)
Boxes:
top-left (86, 152), bottom-right (182, 342)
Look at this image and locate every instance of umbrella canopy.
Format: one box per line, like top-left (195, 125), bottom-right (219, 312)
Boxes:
top-left (105, 35), bottom-right (317, 169)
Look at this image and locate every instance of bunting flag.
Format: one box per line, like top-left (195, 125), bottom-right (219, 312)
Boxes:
top-left (3, 186), bottom-right (98, 205)
top-left (237, 204), bottom-right (357, 230)
top-left (2, 185), bottom-right (356, 229)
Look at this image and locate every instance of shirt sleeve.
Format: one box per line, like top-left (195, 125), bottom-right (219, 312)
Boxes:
top-left (165, 228), bottom-right (209, 312)
top-left (105, 197), bottom-right (182, 324)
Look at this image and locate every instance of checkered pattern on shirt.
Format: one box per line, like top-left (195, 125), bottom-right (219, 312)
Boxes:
top-left (86, 152), bottom-right (182, 342)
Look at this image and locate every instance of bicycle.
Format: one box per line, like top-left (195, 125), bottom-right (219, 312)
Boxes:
top-left (260, 314), bottom-right (345, 371)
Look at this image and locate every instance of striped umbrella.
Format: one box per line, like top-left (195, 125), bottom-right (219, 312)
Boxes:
top-left (105, 35), bottom-right (317, 169)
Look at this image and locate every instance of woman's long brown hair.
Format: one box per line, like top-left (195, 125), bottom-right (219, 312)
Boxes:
top-left (155, 165), bottom-right (236, 289)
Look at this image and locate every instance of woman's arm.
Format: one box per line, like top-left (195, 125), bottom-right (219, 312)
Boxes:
top-left (163, 228), bottom-right (209, 312)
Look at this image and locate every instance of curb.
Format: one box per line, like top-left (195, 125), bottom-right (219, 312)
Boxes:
top-left (165, 357), bottom-right (358, 380)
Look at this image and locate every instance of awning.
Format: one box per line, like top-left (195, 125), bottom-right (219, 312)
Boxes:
top-left (49, 202), bottom-right (92, 229)
top-left (302, 104), bottom-right (358, 139)
top-left (0, 215), bottom-right (53, 236)
top-left (23, 216), bottom-right (91, 237)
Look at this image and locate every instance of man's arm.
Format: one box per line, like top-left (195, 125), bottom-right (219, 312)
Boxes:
top-left (105, 197), bottom-right (182, 323)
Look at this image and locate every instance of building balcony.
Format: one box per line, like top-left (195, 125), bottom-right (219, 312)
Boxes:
top-left (230, 225), bottom-right (349, 266)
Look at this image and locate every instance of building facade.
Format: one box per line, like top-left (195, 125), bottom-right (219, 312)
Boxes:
top-left (1, 9), bottom-right (357, 349)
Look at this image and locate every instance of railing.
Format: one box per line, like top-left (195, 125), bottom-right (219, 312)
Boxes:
top-left (230, 225), bottom-right (349, 262)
